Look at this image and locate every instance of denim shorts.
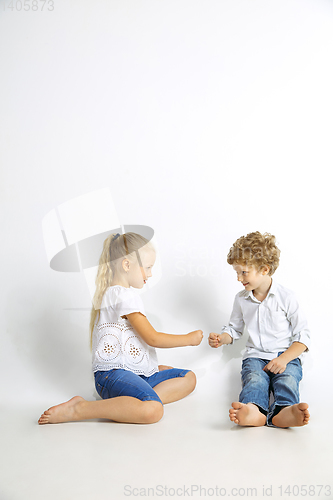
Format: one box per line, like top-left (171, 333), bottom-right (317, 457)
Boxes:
top-left (239, 353), bottom-right (303, 426)
top-left (94, 367), bottom-right (190, 404)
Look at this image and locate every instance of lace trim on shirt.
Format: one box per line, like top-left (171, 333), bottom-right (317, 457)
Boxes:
top-left (95, 321), bottom-right (149, 367)
top-left (93, 364), bottom-right (159, 376)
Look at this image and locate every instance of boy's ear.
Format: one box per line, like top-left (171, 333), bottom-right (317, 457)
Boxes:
top-left (261, 265), bottom-right (270, 275)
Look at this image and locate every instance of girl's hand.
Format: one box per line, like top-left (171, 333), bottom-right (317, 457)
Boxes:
top-left (186, 330), bottom-right (204, 346)
top-left (158, 364), bottom-right (173, 371)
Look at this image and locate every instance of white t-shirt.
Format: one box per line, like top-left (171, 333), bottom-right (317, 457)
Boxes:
top-left (92, 285), bottom-right (159, 376)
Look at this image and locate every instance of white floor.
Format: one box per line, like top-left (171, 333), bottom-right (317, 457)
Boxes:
top-left (1, 392), bottom-right (332, 500)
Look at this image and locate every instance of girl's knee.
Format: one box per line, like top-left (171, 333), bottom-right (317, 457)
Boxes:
top-left (142, 401), bottom-right (164, 424)
top-left (184, 370), bottom-right (197, 392)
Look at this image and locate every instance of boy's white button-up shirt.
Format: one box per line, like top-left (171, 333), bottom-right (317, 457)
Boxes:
top-left (222, 280), bottom-right (311, 362)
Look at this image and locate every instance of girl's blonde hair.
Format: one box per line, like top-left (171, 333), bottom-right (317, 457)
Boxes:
top-left (227, 231), bottom-right (280, 275)
top-left (89, 232), bottom-right (152, 348)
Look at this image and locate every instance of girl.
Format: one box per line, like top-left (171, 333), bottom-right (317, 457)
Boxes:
top-left (38, 232), bottom-right (203, 425)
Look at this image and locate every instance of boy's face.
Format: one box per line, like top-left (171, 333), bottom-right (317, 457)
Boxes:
top-left (232, 263), bottom-right (270, 292)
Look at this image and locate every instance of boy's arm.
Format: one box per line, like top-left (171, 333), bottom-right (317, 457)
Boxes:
top-left (126, 312), bottom-right (203, 348)
top-left (263, 341), bottom-right (307, 374)
top-left (287, 294), bottom-right (311, 350)
top-left (208, 294), bottom-right (244, 348)
top-left (264, 291), bottom-right (311, 374)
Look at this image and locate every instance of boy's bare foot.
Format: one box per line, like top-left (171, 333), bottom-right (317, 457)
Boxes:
top-left (229, 402), bottom-right (266, 427)
top-left (38, 396), bottom-right (85, 425)
top-left (271, 403), bottom-right (310, 428)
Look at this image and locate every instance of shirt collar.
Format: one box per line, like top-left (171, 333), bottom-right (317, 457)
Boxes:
top-left (268, 278), bottom-right (278, 296)
top-left (245, 278), bottom-right (278, 301)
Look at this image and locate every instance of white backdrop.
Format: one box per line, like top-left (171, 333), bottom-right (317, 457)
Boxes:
top-left (1, 0), bottom-right (332, 410)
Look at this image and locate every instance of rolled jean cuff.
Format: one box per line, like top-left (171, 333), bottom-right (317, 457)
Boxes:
top-left (267, 404), bottom-right (291, 427)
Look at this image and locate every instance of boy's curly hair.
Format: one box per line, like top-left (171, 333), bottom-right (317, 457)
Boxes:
top-left (227, 232), bottom-right (280, 275)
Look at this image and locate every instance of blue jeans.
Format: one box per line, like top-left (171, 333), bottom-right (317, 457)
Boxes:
top-left (94, 367), bottom-right (190, 404)
top-left (239, 354), bottom-right (303, 426)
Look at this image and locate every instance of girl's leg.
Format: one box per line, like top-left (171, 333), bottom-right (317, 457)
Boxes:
top-left (153, 370), bottom-right (196, 404)
top-left (39, 369), bottom-right (165, 425)
top-left (38, 396), bottom-right (163, 425)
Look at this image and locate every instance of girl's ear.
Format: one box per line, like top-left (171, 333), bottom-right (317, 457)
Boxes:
top-left (122, 259), bottom-right (130, 272)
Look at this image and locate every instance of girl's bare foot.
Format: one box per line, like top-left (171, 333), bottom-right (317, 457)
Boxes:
top-left (229, 402), bottom-right (266, 427)
top-left (271, 403), bottom-right (310, 428)
top-left (38, 396), bottom-right (85, 425)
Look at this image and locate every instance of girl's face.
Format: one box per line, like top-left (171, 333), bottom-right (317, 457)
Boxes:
top-left (127, 246), bottom-right (156, 289)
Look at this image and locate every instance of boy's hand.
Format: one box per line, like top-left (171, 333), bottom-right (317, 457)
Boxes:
top-left (208, 332), bottom-right (222, 348)
top-left (263, 357), bottom-right (287, 374)
top-left (186, 330), bottom-right (204, 346)
top-left (208, 332), bottom-right (233, 348)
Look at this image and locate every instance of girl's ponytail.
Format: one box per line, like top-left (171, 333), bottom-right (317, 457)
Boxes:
top-left (89, 232), bottom-right (151, 348)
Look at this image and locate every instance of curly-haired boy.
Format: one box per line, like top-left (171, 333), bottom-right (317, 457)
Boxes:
top-left (209, 232), bottom-right (310, 428)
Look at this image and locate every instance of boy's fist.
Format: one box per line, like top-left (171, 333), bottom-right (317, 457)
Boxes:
top-left (263, 357), bottom-right (287, 374)
top-left (187, 330), bottom-right (204, 346)
top-left (208, 332), bottom-right (222, 348)
top-left (208, 332), bottom-right (233, 348)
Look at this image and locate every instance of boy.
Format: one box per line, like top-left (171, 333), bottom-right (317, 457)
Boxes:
top-left (209, 232), bottom-right (310, 427)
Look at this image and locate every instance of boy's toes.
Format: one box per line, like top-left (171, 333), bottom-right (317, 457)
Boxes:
top-left (299, 403), bottom-right (310, 423)
top-left (298, 403), bottom-right (309, 411)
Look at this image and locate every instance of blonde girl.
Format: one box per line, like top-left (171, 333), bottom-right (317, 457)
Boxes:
top-left (38, 232), bottom-right (203, 425)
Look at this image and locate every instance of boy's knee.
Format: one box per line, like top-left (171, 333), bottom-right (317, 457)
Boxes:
top-left (276, 373), bottom-right (298, 390)
top-left (243, 370), bottom-right (266, 385)
top-left (142, 401), bottom-right (164, 424)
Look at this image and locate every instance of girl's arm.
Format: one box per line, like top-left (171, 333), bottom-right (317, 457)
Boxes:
top-left (126, 312), bottom-right (203, 348)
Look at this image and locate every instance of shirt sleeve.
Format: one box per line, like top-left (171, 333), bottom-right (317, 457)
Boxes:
top-left (221, 293), bottom-right (244, 342)
top-left (116, 288), bottom-right (146, 320)
top-left (286, 292), bottom-right (311, 350)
